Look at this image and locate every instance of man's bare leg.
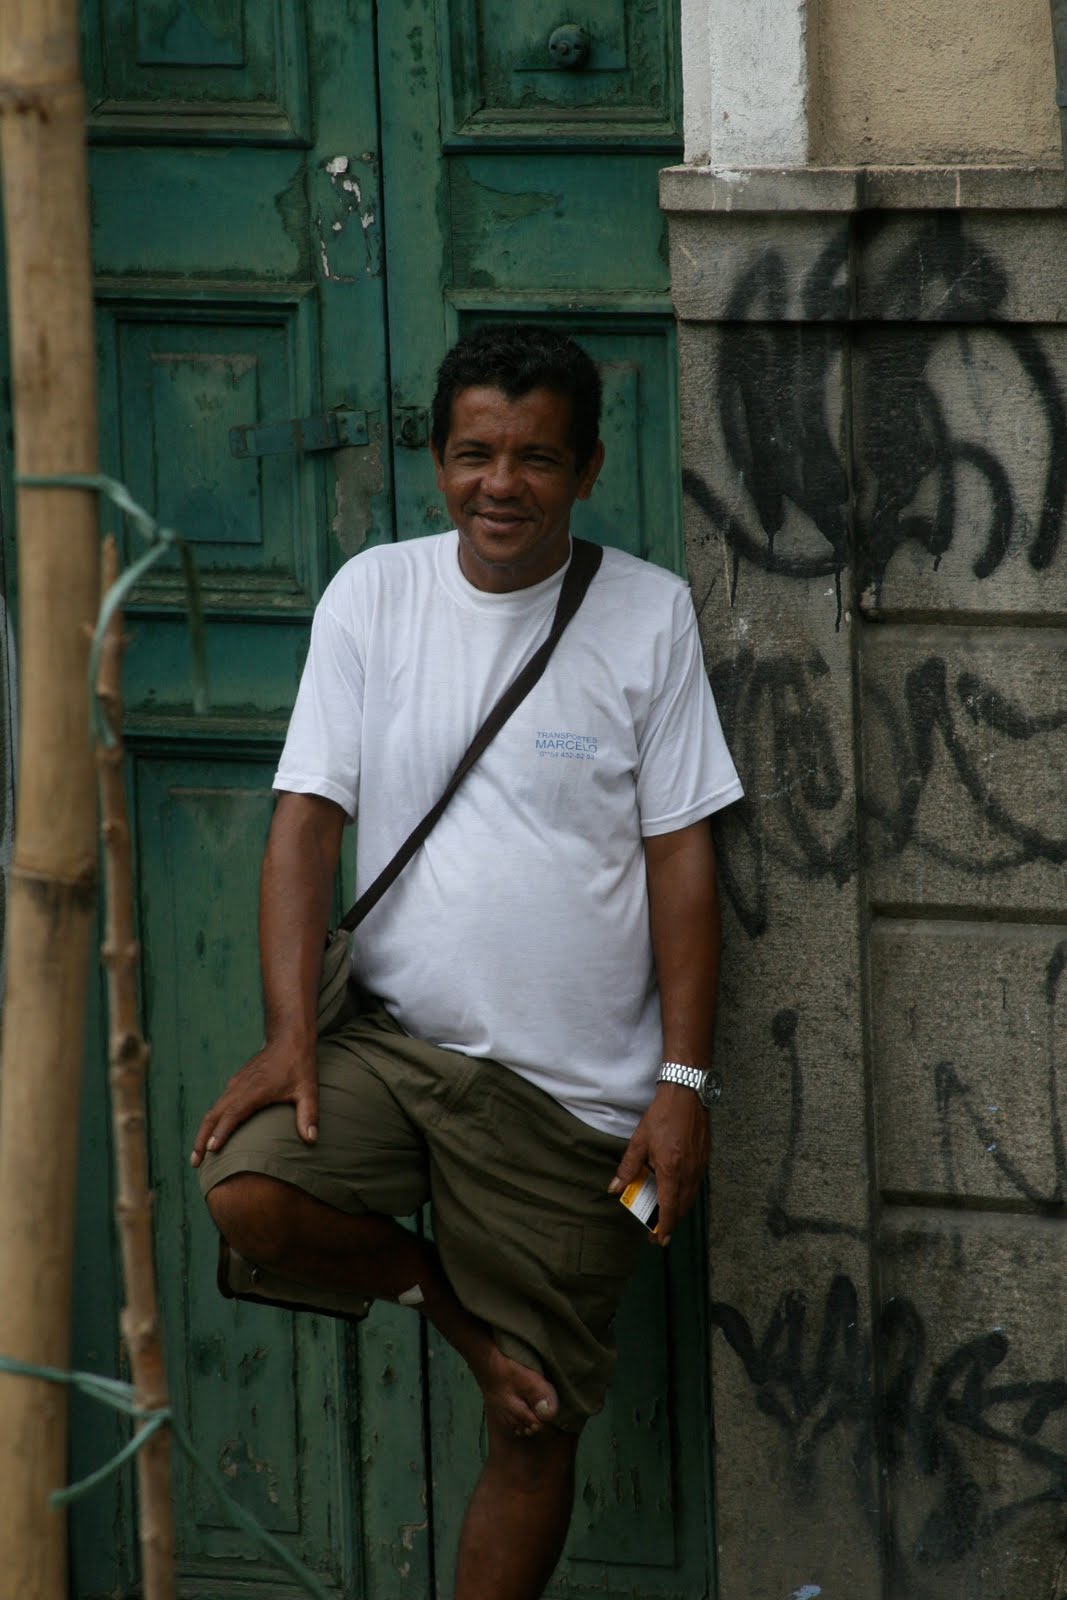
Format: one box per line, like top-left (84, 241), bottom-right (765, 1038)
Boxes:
top-left (455, 1414), bottom-right (579, 1600)
top-left (207, 1172), bottom-right (558, 1435)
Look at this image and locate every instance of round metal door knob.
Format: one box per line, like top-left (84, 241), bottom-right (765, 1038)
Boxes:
top-left (548, 24), bottom-right (590, 69)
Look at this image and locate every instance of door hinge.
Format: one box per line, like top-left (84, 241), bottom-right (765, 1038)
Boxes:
top-left (229, 408), bottom-right (368, 458)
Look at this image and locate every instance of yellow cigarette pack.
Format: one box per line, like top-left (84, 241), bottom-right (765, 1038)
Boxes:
top-left (619, 1166), bottom-right (659, 1233)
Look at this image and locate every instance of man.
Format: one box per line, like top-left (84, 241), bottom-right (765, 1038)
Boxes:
top-left (192, 324), bottom-right (742, 1600)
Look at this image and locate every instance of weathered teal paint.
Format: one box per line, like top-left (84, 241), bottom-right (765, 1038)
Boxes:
top-left (71, 4), bottom-right (392, 1594)
top-left (379, 0), bottom-right (687, 585)
top-left (137, 758), bottom-right (361, 1584)
top-left (48, 0), bottom-right (711, 1594)
top-left (442, 0), bottom-right (679, 143)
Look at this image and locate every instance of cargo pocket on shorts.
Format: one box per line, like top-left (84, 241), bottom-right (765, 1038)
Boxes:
top-left (577, 1223), bottom-right (644, 1278)
top-left (555, 1220), bottom-right (645, 1342)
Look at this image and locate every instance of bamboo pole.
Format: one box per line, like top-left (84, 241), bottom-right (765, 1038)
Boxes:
top-left (96, 536), bottom-right (176, 1599)
top-left (0, 4), bottom-right (102, 1596)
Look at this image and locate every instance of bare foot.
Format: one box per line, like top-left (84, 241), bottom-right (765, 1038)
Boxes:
top-left (465, 1333), bottom-right (559, 1437)
top-left (415, 1272), bottom-right (559, 1435)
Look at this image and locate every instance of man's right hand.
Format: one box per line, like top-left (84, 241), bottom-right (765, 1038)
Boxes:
top-left (190, 1037), bottom-right (319, 1167)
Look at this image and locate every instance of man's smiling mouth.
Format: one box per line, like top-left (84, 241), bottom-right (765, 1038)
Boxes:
top-left (473, 510), bottom-right (529, 527)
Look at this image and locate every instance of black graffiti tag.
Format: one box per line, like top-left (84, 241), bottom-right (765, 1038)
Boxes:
top-left (707, 648), bottom-right (856, 939)
top-left (710, 649), bottom-right (1067, 938)
top-left (864, 655), bottom-right (1067, 874)
top-left (686, 215), bottom-right (1067, 609)
top-left (721, 981), bottom-right (1067, 1591)
top-left (711, 1275), bottom-right (1067, 1589)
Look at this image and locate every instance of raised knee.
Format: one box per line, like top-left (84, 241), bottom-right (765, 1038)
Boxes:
top-left (206, 1172), bottom-right (295, 1267)
top-left (486, 1419), bottom-right (579, 1493)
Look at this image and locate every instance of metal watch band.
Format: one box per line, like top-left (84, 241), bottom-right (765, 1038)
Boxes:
top-left (658, 1060), bottom-right (722, 1107)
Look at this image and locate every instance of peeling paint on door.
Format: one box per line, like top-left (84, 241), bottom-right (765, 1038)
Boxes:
top-left (218, 1434), bottom-right (283, 1508)
top-left (332, 434), bottom-right (385, 556)
top-left (316, 152), bottom-right (383, 281)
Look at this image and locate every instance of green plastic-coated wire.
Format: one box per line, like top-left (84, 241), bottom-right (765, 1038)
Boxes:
top-left (15, 472), bottom-right (209, 743)
top-left (4, 479), bottom-right (322, 1590)
top-left (0, 1355), bottom-right (333, 1600)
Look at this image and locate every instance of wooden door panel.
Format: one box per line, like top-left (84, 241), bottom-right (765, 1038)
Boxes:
top-left (562, 328), bottom-right (679, 572)
top-left (441, 0), bottom-right (679, 140)
top-left (70, 954), bottom-right (139, 1600)
top-left (97, 297), bottom-right (323, 610)
top-left (89, 148), bottom-right (313, 276)
top-left (135, 756), bottom-right (358, 1588)
top-left (447, 155), bottom-right (671, 292)
top-left (382, 3), bottom-right (686, 574)
top-left (83, 0), bottom-right (310, 142)
top-left (355, 1290), bottom-right (435, 1595)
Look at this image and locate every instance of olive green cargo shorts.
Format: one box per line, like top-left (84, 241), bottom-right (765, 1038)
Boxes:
top-left (198, 1000), bottom-right (646, 1430)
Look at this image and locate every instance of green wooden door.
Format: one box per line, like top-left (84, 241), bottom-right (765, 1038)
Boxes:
top-left (71, 4), bottom-right (391, 1595)
top-left (63, 3), bottom-right (712, 1596)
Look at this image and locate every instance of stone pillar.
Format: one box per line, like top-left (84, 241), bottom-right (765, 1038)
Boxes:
top-left (681, 0), bottom-right (809, 165)
top-left (662, 163), bottom-right (1067, 1600)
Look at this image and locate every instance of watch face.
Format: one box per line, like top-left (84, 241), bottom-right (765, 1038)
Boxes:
top-left (699, 1072), bottom-right (723, 1108)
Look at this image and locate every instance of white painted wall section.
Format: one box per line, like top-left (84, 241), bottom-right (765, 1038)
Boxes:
top-left (682, 0), bottom-right (810, 166)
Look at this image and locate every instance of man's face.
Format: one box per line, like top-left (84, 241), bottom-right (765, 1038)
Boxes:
top-left (430, 385), bottom-right (604, 593)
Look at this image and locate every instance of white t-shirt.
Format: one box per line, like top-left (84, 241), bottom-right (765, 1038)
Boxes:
top-left (275, 532), bottom-right (743, 1137)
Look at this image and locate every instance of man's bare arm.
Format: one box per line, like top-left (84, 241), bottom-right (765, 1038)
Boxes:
top-left (610, 818), bottom-right (720, 1245)
top-left (190, 790), bottom-right (346, 1166)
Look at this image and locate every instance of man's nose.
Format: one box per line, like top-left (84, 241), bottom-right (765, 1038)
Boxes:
top-left (482, 454), bottom-right (522, 497)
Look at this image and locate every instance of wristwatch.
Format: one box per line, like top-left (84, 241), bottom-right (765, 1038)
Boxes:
top-left (658, 1060), bottom-right (722, 1109)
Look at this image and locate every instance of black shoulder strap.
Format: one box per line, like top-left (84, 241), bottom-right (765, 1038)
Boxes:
top-left (338, 537), bottom-right (603, 933)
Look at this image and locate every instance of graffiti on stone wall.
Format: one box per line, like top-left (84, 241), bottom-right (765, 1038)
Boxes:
top-left (707, 646), bottom-right (1067, 938)
top-left (705, 649), bottom-right (856, 939)
top-left (689, 216), bottom-right (1067, 935)
top-left (683, 214), bottom-right (1067, 616)
top-left (712, 986), bottom-right (1067, 1587)
top-left (684, 231), bottom-right (851, 615)
top-left (864, 654), bottom-right (1067, 875)
top-left (769, 944), bottom-right (1067, 1227)
top-left (855, 218), bottom-right (1067, 596)
top-left (692, 214), bottom-right (1067, 1590)
top-left (710, 1273), bottom-right (1067, 1582)
top-left (933, 940), bottom-right (1067, 1210)
top-left (763, 1006), bottom-right (867, 1244)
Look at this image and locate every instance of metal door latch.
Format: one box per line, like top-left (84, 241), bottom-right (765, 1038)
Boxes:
top-left (393, 406), bottom-right (429, 448)
top-left (547, 25), bottom-right (590, 68)
top-left (229, 408), bottom-right (368, 458)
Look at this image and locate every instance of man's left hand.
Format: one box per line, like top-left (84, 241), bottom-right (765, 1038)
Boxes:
top-left (609, 1083), bottom-right (710, 1246)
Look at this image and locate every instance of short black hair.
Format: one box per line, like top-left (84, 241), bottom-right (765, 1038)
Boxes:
top-left (431, 323), bottom-right (602, 472)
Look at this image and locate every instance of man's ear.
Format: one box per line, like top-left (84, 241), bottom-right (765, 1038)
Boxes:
top-left (429, 438), bottom-right (446, 489)
top-left (576, 438), bottom-right (605, 501)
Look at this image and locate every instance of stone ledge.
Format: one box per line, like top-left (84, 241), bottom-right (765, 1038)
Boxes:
top-left (660, 164), bottom-right (1067, 214)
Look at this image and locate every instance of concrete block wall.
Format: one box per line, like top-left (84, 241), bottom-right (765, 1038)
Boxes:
top-left (662, 166), bottom-right (1067, 1599)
